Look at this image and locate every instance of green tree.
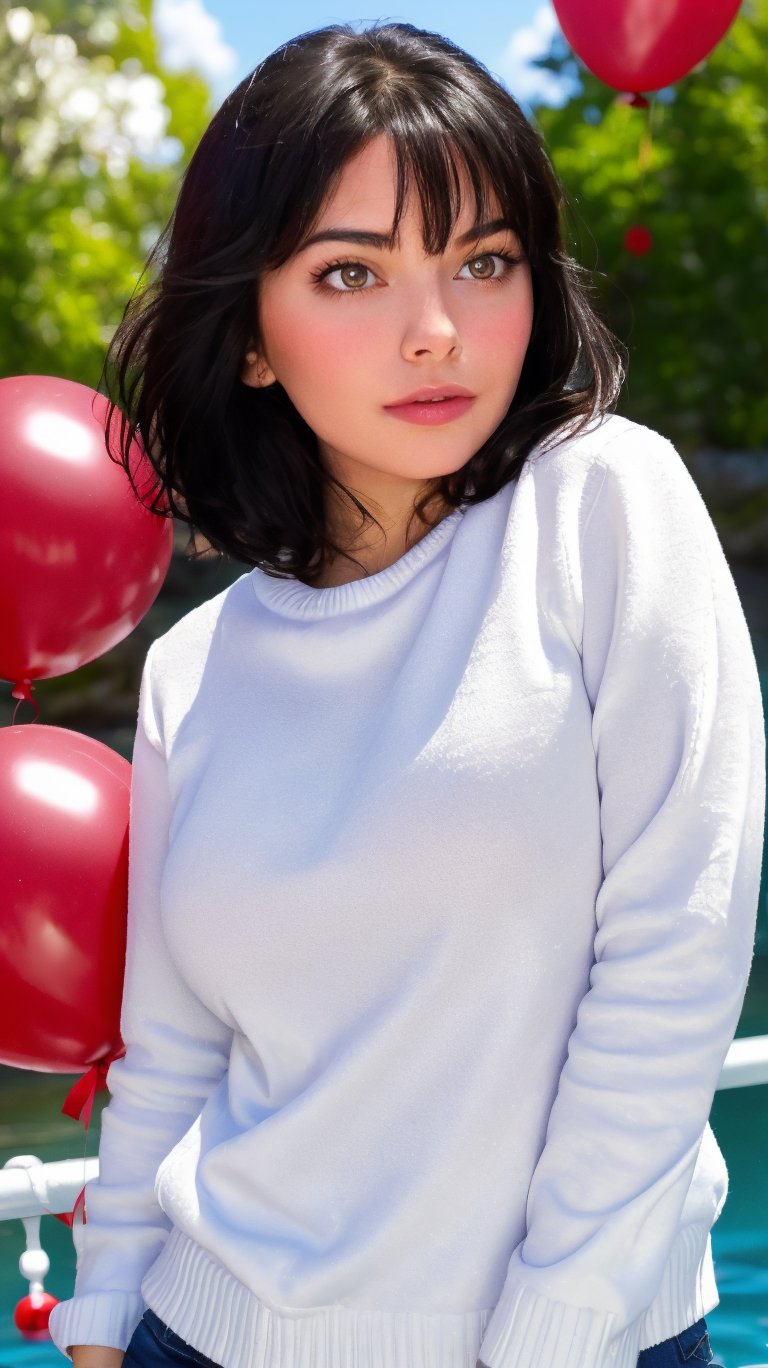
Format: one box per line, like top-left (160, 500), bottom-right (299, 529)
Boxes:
top-left (531, 0), bottom-right (768, 451)
top-left (0, 0), bottom-right (212, 387)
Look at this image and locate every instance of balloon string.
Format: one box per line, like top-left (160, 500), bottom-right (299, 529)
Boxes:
top-left (11, 680), bottom-right (40, 724)
top-left (636, 92), bottom-right (660, 209)
top-left (51, 1051), bottom-right (123, 1227)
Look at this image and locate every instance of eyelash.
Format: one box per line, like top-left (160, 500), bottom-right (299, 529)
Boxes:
top-left (309, 251), bottom-right (522, 297)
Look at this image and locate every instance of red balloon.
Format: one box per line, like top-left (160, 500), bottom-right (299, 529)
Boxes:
top-left (0, 723), bottom-right (130, 1072)
top-left (552, 0), bottom-right (742, 92)
top-left (624, 224), bottom-right (654, 254)
top-left (0, 374), bottom-right (173, 689)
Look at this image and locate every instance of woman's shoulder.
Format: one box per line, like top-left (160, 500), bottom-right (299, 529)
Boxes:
top-left (140, 572), bottom-right (252, 739)
top-left (152, 572), bottom-right (249, 660)
top-left (526, 410), bottom-right (701, 528)
top-left (529, 410), bottom-right (677, 481)
top-left (516, 412), bottom-right (720, 604)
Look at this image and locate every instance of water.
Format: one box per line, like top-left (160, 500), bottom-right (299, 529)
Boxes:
top-left (1, 561), bottom-right (767, 1368)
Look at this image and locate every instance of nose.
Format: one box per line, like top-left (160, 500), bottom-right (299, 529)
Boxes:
top-left (399, 280), bottom-right (461, 360)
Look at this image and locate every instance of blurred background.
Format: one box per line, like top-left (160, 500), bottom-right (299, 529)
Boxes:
top-left (1, 0), bottom-right (767, 1363)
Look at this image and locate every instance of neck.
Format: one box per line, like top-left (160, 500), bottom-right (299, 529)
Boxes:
top-left (307, 487), bottom-right (453, 586)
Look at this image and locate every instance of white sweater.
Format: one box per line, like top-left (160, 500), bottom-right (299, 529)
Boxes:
top-left (48, 412), bottom-right (765, 1368)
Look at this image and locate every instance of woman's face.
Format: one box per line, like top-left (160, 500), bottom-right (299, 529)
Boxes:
top-left (242, 133), bottom-right (534, 511)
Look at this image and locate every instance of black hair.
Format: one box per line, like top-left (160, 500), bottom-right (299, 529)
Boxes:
top-left (102, 19), bottom-right (626, 584)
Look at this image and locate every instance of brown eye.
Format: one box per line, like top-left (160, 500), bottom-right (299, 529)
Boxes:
top-left (467, 256), bottom-right (495, 280)
top-left (337, 264), bottom-right (368, 289)
top-left (313, 261), bottom-right (374, 292)
top-left (456, 252), bottom-right (521, 286)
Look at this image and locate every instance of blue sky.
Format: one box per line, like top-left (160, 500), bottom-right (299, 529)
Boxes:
top-left (152, 0), bottom-right (572, 112)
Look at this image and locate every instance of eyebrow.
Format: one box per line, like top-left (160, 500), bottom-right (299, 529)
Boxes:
top-left (296, 217), bottom-right (515, 254)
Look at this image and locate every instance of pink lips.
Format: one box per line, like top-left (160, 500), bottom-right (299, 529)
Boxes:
top-left (383, 395), bottom-right (476, 426)
top-left (383, 383), bottom-right (476, 425)
top-left (385, 384), bottom-right (475, 406)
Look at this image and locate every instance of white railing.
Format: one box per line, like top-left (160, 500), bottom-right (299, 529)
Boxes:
top-left (715, 1032), bottom-right (768, 1090)
top-left (1, 1156), bottom-right (99, 1223)
top-left (1, 1035), bottom-right (768, 1223)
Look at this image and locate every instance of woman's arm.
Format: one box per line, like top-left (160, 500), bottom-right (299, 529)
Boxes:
top-left (477, 426), bottom-right (766, 1368)
top-left (48, 643), bottom-right (235, 1361)
top-left (70, 1346), bottom-right (124, 1368)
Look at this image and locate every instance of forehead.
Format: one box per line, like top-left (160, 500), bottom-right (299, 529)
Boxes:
top-left (310, 131), bottom-right (503, 237)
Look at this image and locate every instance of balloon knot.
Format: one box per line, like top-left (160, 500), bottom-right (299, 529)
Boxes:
top-left (61, 1045), bottom-right (126, 1125)
top-left (11, 680), bottom-right (40, 723)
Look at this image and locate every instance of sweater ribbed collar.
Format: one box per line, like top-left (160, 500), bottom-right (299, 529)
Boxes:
top-left (249, 504), bottom-right (466, 620)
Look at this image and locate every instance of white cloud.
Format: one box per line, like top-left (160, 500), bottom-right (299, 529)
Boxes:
top-left (496, 3), bottom-right (579, 108)
top-left (154, 0), bottom-right (237, 85)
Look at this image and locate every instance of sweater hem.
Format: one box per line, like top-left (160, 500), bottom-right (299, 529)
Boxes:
top-left (141, 1224), bottom-right (494, 1368)
top-left (140, 1220), bottom-right (719, 1368)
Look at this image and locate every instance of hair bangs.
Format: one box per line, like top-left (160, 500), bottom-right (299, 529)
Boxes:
top-left (359, 86), bottom-right (533, 258)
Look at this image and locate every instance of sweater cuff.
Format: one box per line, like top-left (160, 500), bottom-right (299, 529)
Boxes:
top-left (476, 1281), bottom-right (640, 1368)
top-left (476, 1221), bottom-right (719, 1368)
top-left (47, 1291), bottom-right (146, 1360)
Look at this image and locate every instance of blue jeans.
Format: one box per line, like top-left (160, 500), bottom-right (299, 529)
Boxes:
top-left (125, 1306), bottom-right (721, 1367)
top-left (124, 1309), bottom-right (221, 1368)
top-left (639, 1316), bottom-right (720, 1365)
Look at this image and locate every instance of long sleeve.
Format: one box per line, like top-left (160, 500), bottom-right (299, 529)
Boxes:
top-left (477, 428), bottom-right (766, 1368)
top-left (48, 642), bottom-right (235, 1360)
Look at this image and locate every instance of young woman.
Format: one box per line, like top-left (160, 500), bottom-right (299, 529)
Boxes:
top-left (48, 19), bottom-right (764, 1368)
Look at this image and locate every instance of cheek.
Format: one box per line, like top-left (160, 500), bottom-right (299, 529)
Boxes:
top-left (261, 288), bottom-right (374, 388)
top-left (479, 283), bottom-right (534, 367)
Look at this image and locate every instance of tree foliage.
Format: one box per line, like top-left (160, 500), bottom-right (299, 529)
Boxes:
top-left (3, 2), bottom-right (767, 450)
top-left (531, 0), bottom-right (768, 451)
top-left (0, 0), bottom-right (212, 388)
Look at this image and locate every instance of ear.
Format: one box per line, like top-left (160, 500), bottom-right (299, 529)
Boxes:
top-left (241, 347), bottom-right (277, 388)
